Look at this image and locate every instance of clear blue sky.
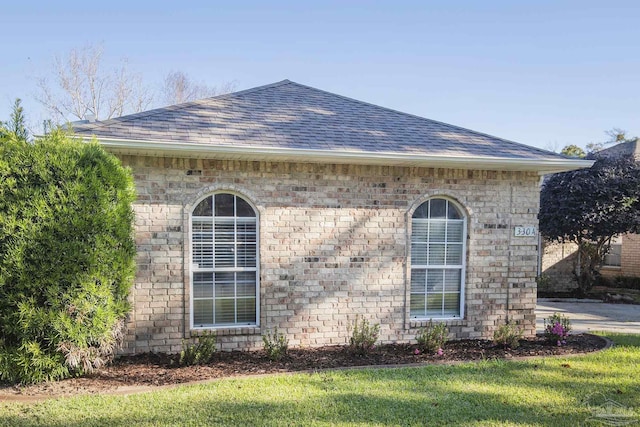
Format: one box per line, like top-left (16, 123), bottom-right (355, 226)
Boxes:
top-left (2, 1), bottom-right (639, 151)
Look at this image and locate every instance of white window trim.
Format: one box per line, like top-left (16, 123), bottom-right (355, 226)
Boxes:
top-left (189, 192), bottom-right (260, 330)
top-left (409, 198), bottom-right (467, 320)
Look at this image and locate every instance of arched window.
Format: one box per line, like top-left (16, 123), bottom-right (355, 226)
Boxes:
top-left (191, 193), bottom-right (258, 328)
top-left (410, 198), bottom-right (466, 319)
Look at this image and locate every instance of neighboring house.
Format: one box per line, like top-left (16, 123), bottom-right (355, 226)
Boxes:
top-left (540, 139), bottom-right (640, 291)
top-left (73, 80), bottom-right (589, 354)
top-left (598, 139), bottom-right (640, 279)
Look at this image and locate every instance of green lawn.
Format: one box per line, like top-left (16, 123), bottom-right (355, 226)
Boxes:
top-left (1, 334), bottom-right (639, 427)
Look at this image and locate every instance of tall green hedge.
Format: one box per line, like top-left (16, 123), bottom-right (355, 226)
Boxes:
top-left (0, 129), bottom-right (136, 383)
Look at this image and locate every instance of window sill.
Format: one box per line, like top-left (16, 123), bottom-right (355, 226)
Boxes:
top-left (189, 326), bottom-right (261, 337)
top-left (601, 265), bottom-right (622, 270)
top-left (409, 318), bottom-right (465, 329)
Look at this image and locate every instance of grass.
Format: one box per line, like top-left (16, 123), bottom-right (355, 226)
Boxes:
top-left (1, 334), bottom-right (639, 426)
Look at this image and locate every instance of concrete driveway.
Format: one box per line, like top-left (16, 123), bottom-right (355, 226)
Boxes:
top-left (536, 298), bottom-right (640, 334)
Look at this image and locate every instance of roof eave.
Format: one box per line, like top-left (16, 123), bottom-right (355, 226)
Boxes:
top-left (79, 136), bottom-right (594, 174)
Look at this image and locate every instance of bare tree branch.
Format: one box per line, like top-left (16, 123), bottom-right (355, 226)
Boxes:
top-left (35, 44), bottom-right (236, 124)
top-left (605, 128), bottom-right (628, 144)
top-left (161, 71), bottom-right (236, 105)
top-left (35, 44), bottom-right (153, 122)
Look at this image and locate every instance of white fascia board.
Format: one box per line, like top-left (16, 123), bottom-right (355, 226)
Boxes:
top-left (81, 136), bottom-right (594, 173)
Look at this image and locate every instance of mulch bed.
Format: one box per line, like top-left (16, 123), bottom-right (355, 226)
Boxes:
top-left (0, 333), bottom-right (607, 400)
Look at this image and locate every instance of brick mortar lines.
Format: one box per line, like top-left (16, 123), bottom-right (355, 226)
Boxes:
top-left (118, 156), bottom-right (541, 354)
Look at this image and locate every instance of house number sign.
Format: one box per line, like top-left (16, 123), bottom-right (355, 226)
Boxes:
top-left (514, 226), bottom-right (537, 237)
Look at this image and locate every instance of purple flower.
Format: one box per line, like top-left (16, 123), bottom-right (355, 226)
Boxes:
top-left (414, 348), bottom-right (421, 355)
top-left (437, 348), bottom-right (443, 356)
top-left (551, 322), bottom-right (565, 337)
top-left (545, 315), bottom-right (571, 345)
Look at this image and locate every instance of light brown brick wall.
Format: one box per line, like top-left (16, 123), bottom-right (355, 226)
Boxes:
top-left (540, 240), bottom-right (579, 291)
top-left (118, 155), bottom-right (541, 354)
top-left (620, 234), bottom-right (640, 276)
top-left (601, 233), bottom-right (640, 278)
top-left (543, 234), bottom-right (640, 287)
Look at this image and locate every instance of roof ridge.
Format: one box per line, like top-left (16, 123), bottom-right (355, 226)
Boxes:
top-left (283, 80), bottom-right (559, 158)
top-left (203, 79), bottom-right (292, 102)
top-left (73, 79), bottom-right (294, 131)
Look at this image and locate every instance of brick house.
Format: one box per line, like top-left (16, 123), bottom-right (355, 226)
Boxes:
top-left (540, 139), bottom-right (640, 290)
top-left (596, 139), bottom-right (640, 279)
top-left (74, 80), bottom-right (589, 353)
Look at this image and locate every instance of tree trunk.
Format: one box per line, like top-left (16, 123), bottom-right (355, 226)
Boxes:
top-left (573, 241), bottom-right (601, 296)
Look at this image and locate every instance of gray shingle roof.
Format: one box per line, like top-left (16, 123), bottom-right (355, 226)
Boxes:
top-left (596, 138), bottom-right (640, 161)
top-left (73, 80), bottom-right (567, 162)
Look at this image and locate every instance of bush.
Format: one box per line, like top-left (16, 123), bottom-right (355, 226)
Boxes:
top-left (535, 274), bottom-right (553, 293)
top-left (0, 130), bottom-right (136, 383)
top-left (493, 323), bottom-right (523, 349)
top-left (0, 341), bottom-right (70, 384)
top-left (620, 277), bottom-right (640, 290)
top-left (416, 320), bottom-right (448, 354)
top-left (592, 274), bottom-right (640, 290)
top-left (349, 316), bottom-right (380, 355)
top-left (179, 332), bottom-right (217, 366)
top-left (262, 327), bottom-right (289, 361)
top-left (544, 313), bottom-right (572, 346)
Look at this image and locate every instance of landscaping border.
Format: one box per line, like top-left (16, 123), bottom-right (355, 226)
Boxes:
top-left (0, 334), bottom-right (612, 403)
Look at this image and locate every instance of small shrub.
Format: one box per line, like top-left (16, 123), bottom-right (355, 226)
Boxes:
top-left (416, 320), bottom-right (448, 354)
top-left (595, 274), bottom-right (614, 288)
top-left (613, 276), bottom-right (640, 290)
top-left (179, 332), bottom-right (217, 366)
top-left (535, 274), bottom-right (553, 292)
top-left (493, 323), bottom-right (523, 349)
top-left (349, 316), bottom-right (380, 355)
top-left (262, 327), bottom-right (289, 361)
top-left (544, 313), bottom-right (571, 346)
